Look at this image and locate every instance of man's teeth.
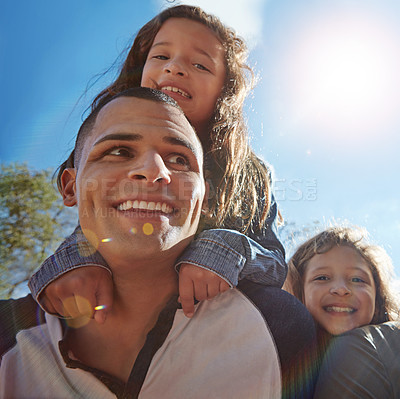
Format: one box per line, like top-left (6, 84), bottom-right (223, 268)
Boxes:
top-left (162, 86), bottom-right (190, 98)
top-left (117, 200), bottom-right (173, 214)
top-left (325, 306), bottom-right (355, 313)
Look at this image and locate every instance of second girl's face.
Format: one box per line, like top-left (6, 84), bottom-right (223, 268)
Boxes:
top-left (141, 18), bottom-right (226, 139)
top-left (303, 246), bottom-right (376, 335)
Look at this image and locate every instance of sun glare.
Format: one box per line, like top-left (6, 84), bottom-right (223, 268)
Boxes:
top-left (283, 12), bottom-right (400, 139)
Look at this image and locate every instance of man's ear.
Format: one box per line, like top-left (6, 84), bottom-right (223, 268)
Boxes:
top-left (61, 168), bottom-right (77, 207)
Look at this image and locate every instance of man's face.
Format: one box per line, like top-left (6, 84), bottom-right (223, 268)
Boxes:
top-left (62, 96), bottom-right (206, 266)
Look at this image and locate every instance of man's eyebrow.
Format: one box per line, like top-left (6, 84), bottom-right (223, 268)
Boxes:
top-left (94, 133), bottom-right (143, 146)
top-left (163, 136), bottom-right (199, 158)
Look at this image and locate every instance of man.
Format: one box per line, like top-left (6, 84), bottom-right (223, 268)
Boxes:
top-left (0, 88), bottom-right (316, 398)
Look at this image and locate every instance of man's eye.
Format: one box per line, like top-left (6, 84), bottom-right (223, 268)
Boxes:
top-left (167, 154), bottom-right (190, 169)
top-left (106, 147), bottom-right (134, 158)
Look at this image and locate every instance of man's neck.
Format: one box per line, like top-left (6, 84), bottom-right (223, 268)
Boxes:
top-left (65, 260), bottom-right (178, 382)
top-left (112, 263), bottom-right (178, 315)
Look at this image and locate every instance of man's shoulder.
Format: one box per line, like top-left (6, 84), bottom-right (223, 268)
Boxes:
top-left (237, 280), bottom-right (316, 357)
top-left (145, 287), bottom-right (284, 398)
top-left (0, 294), bottom-right (45, 358)
top-left (235, 281), bottom-right (318, 399)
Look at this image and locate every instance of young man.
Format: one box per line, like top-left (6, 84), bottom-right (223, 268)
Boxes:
top-left (0, 88), bottom-right (316, 398)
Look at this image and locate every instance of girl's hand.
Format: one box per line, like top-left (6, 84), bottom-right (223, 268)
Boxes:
top-left (39, 266), bottom-right (113, 324)
top-left (178, 264), bottom-right (230, 318)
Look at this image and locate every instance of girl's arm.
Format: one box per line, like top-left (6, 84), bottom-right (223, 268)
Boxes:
top-left (28, 226), bottom-right (111, 304)
top-left (175, 194), bottom-right (287, 288)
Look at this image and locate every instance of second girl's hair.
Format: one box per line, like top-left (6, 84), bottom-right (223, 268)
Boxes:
top-left (287, 226), bottom-right (399, 324)
top-left (58, 5), bottom-right (272, 233)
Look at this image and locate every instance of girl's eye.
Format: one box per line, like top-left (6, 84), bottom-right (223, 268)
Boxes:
top-left (194, 63), bottom-right (210, 72)
top-left (154, 55), bottom-right (168, 60)
top-left (314, 276), bottom-right (329, 281)
top-left (351, 277), bottom-right (365, 283)
top-left (167, 154), bottom-right (190, 170)
top-left (106, 147), bottom-right (134, 158)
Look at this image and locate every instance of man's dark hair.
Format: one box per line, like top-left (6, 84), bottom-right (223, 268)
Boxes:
top-left (56, 87), bottom-right (181, 191)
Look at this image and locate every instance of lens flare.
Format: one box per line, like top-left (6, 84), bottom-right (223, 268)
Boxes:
top-left (101, 238), bottom-right (112, 243)
top-left (143, 223), bottom-right (154, 235)
top-left (62, 296), bottom-right (93, 328)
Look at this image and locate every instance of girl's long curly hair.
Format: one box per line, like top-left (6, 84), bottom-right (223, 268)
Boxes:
top-left (58, 5), bottom-right (272, 233)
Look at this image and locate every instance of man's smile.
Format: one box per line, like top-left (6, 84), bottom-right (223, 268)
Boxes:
top-left (116, 199), bottom-right (174, 214)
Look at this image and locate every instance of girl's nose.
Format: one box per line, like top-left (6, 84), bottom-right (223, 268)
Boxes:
top-left (329, 283), bottom-right (351, 296)
top-left (128, 152), bottom-right (171, 184)
top-left (164, 58), bottom-right (187, 77)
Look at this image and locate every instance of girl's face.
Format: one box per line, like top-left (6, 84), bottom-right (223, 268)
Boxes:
top-left (303, 245), bottom-right (376, 335)
top-left (141, 18), bottom-right (226, 139)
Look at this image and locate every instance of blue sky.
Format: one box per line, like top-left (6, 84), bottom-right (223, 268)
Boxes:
top-left (1, 0), bottom-right (399, 289)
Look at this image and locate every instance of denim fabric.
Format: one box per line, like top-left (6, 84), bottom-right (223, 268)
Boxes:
top-left (28, 226), bottom-right (111, 301)
top-left (175, 228), bottom-right (286, 287)
top-left (175, 190), bottom-right (287, 288)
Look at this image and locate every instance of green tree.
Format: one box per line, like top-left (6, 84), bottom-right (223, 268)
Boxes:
top-left (0, 163), bottom-right (76, 298)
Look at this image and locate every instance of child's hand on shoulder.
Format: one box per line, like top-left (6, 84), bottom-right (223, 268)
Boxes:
top-left (39, 266), bottom-right (113, 324)
top-left (178, 264), bottom-right (230, 318)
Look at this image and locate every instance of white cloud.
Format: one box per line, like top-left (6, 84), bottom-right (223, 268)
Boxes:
top-left (154, 0), bottom-right (267, 46)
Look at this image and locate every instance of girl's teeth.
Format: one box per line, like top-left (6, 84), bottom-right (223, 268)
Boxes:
top-left (162, 86), bottom-right (190, 98)
top-left (326, 306), bottom-right (354, 313)
top-left (118, 200), bottom-right (173, 214)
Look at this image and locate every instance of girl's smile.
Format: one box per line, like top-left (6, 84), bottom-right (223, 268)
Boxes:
top-left (141, 17), bottom-right (226, 139)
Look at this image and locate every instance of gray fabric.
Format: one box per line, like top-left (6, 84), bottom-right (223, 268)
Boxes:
top-left (314, 321), bottom-right (400, 399)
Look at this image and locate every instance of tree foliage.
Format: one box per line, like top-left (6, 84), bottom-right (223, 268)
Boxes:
top-left (0, 163), bottom-right (76, 298)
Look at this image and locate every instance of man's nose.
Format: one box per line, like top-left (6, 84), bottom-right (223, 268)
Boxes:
top-left (163, 57), bottom-right (187, 77)
top-left (128, 152), bottom-right (171, 184)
